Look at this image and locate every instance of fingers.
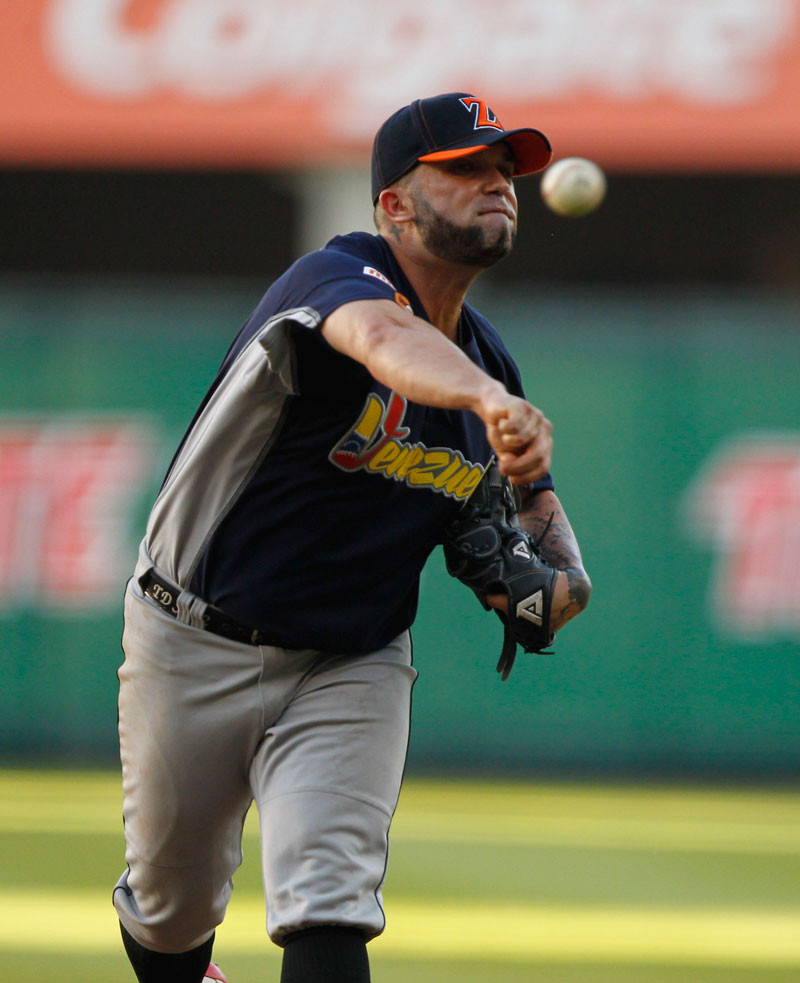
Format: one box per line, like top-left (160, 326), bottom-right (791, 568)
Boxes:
top-left (486, 401), bottom-right (553, 484)
top-left (498, 403), bottom-right (543, 442)
top-left (485, 592), bottom-right (509, 614)
top-left (484, 395), bottom-right (541, 435)
top-left (479, 387), bottom-right (553, 482)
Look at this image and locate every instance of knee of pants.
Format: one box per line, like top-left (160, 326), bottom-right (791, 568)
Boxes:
top-left (260, 789), bottom-right (391, 946)
top-left (113, 865), bottom-right (229, 955)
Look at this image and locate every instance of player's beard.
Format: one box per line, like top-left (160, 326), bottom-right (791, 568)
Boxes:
top-left (410, 189), bottom-right (516, 268)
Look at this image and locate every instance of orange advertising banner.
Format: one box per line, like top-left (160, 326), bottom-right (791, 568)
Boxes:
top-left (2, 0), bottom-right (800, 171)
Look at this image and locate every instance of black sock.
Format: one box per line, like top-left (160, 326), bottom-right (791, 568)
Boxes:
top-left (120, 922), bottom-right (215, 983)
top-left (280, 926), bottom-right (370, 983)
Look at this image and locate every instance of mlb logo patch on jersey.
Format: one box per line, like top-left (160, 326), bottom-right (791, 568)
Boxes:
top-left (363, 266), bottom-right (396, 290)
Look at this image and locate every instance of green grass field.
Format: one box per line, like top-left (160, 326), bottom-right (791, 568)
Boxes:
top-left (1, 770), bottom-right (799, 982)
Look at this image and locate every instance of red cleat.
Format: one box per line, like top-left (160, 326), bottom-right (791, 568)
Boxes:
top-left (203, 964), bottom-right (228, 982)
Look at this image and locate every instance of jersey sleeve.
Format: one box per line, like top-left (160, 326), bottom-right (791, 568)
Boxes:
top-left (280, 248), bottom-right (401, 322)
top-left (224, 246), bottom-right (406, 400)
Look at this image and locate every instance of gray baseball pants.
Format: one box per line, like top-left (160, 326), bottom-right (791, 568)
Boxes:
top-left (113, 577), bottom-right (416, 954)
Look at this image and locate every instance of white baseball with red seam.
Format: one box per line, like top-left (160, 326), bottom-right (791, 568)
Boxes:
top-left (540, 157), bottom-right (606, 217)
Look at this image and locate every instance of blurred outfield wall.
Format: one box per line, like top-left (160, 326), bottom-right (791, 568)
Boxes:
top-left (1, 280), bottom-right (799, 777)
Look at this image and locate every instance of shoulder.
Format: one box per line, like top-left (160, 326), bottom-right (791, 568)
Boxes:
top-left (278, 233), bottom-right (401, 314)
top-left (232, 234), bottom-right (398, 344)
top-left (287, 232), bottom-right (391, 283)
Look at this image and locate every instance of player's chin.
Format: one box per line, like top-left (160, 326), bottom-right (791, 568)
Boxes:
top-left (478, 211), bottom-right (516, 240)
top-left (475, 227), bottom-right (516, 266)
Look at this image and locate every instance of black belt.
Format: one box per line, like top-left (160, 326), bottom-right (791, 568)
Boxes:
top-left (140, 570), bottom-right (279, 647)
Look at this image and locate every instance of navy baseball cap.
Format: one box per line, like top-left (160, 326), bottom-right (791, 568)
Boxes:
top-left (371, 92), bottom-right (552, 203)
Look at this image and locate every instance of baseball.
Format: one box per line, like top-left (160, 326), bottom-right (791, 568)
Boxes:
top-left (541, 157), bottom-right (607, 217)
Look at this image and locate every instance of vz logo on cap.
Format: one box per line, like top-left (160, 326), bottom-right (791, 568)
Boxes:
top-left (460, 97), bottom-right (503, 131)
top-left (517, 590), bottom-right (544, 626)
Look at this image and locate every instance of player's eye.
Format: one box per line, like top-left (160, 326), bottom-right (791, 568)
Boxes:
top-left (446, 159), bottom-right (476, 175)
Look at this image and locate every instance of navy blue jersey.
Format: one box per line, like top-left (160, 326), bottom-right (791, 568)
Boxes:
top-left (143, 232), bottom-right (553, 653)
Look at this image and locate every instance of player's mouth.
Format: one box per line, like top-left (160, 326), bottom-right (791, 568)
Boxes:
top-left (477, 206), bottom-right (516, 221)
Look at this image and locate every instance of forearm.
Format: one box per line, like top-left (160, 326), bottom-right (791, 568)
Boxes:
top-left (518, 489), bottom-right (592, 628)
top-left (518, 490), bottom-right (585, 570)
top-left (322, 298), bottom-right (553, 483)
top-left (324, 298), bottom-right (501, 413)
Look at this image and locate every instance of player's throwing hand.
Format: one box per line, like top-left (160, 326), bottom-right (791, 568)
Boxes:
top-left (480, 388), bottom-right (553, 484)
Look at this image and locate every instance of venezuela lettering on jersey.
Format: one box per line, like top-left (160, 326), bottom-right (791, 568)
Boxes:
top-left (329, 391), bottom-right (486, 501)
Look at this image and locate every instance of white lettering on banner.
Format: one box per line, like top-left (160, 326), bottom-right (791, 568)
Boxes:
top-left (45, 0), bottom-right (795, 116)
top-left (46, 0), bottom-right (151, 98)
top-left (0, 418), bottom-right (156, 611)
top-left (682, 434), bottom-right (800, 639)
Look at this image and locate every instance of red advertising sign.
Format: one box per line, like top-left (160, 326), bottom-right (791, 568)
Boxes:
top-left (1, 0), bottom-right (799, 170)
top-left (684, 434), bottom-right (800, 638)
top-left (0, 418), bottom-right (156, 610)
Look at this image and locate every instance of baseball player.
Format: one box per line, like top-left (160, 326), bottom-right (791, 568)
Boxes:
top-left (113, 92), bottom-right (591, 983)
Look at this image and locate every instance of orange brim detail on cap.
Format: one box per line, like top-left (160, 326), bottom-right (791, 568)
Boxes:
top-left (418, 145), bottom-right (491, 162)
top-left (418, 131), bottom-right (551, 176)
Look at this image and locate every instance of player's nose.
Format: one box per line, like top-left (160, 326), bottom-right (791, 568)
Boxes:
top-left (481, 165), bottom-right (515, 199)
top-left (484, 171), bottom-right (517, 213)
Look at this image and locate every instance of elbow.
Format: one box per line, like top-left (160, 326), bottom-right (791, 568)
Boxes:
top-left (550, 567), bottom-right (591, 633)
top-left (568, 568), bottom-right (592, 613)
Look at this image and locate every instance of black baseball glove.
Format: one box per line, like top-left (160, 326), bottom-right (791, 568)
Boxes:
top-left (442, 463), bottom-right (558, 680)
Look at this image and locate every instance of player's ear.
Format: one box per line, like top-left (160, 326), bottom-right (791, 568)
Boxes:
top-left (378, 185), bottom-right (415, 226)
